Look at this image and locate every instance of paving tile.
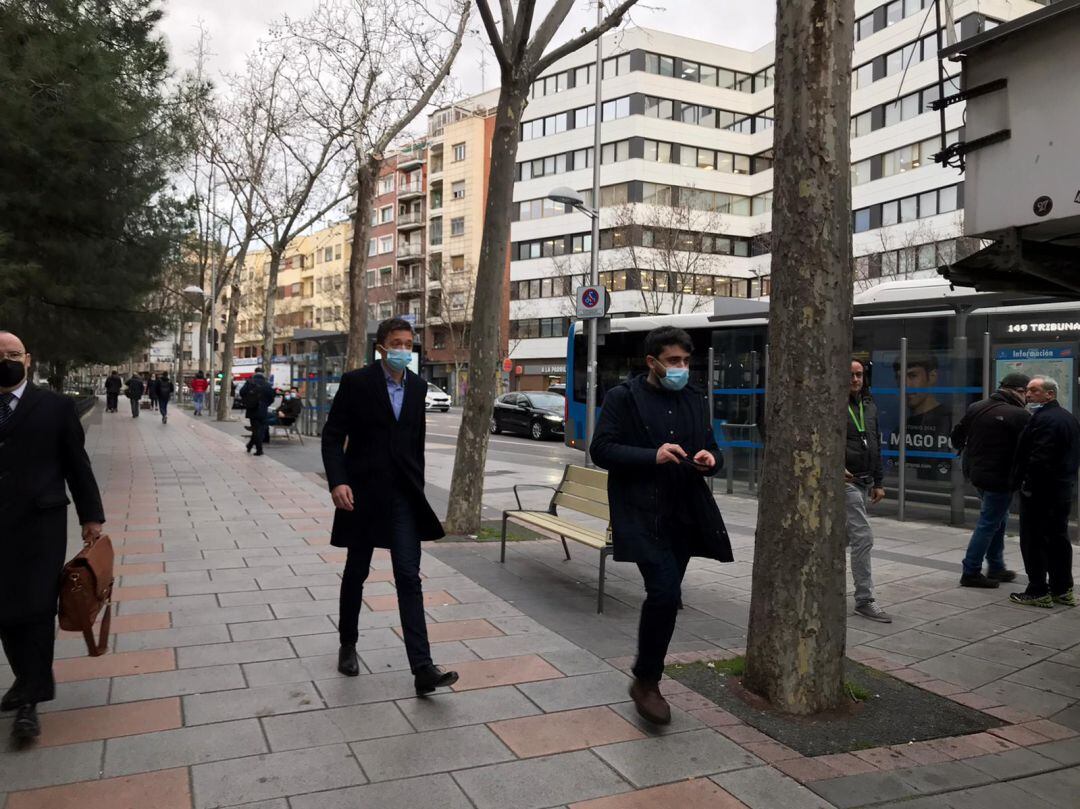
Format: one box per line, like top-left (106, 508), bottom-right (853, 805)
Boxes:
top-left (815, 753), bottom-right (879, 776)
top-left (191, 744), bottom-right (366, 809)
top-left (351, 724), bottom-right (514, 781)
top-left (228, 615), bottom-right (336, 641)
top-left (852, 746), bottom-right (922, 771)
top-left (118, 593), bottom-right (219, 616)
top-left (806, 771), bottom-right (917, 808)
top-left (57, 612), bottom-right (171, 639)
top-left (0, 741), bottom-right (103, 791)
top-left (183, 681), bottom-right (323, 725)
top-left (593, 728), bottom-right (761, 787)
top-left (515, 670), bottom-right (631, 711)
top-left (35, 678), bottom-right (111, 713)
top-left (359, 640), bottom-right (477, 673)
top-left (965, 747), bottom-right (1062, 780)
top-left (115, 624), bottom-right (231, 652)
top-left (866, 629), bottom-right (967, 661)
top-left (316, 670), bottom-right (423, 707)
top-left (1021, 719), bottom-right (1079, 741)
top-left (110, 663), bottom-right (244, 703)
top-left (569, 778), bottom-right (747, 808)
top-left (290, 627), bottom-right (400, 658)
top-left (217, 588), bottom-right (313, 607)
top-left (399, 618), bottom-right (503, 643)
top-left (3, 767), bottom-right (190, 809)
top-left (454, 749), bottom-right (631, 809)
top-left (116, 562), bottom-right (166, 576)
top-left (539, 648), bottom-right (615, 676)
top-left (112, 584), bottom-right (169, 601)
top-left (261, 702), bottom-right (412, 751)
top-left (170, 605), bottom-right (275, 627)
top-left (288, 774), bottom-right (474, 809)
top-left (913, 652), bottom-right (1016, 690)
top-left (973, 679), bottom-right (1075, 718)
top-left (490, 706), bottom-right (646, 758)
top-left (609, 700), bottom-right (706, 736)
top-left (990, 723), bottom-right (1055, 746)
top-left (36, 697), bottom-right (181, 748)
top-left (363, 590), bottom-right (459, 612)
top-left (53, 648), bottom-right (176, 683)
top-left (1007, 660), bottom-right (1080, 700)
top-left (1011, 765), bottom-right (1080, 804)
top-left (773, 757), bottom-right (843, 783)
top-left (962, 636), bottom-right (1058, 668)
top-left (395, 684), bottom-right (542, 731)
top-left (1031, 738), bottom-right (1080, 766)
top-left (104, 717), bottom-right (268, 776)
top-left (741, 741), bottom-right (802, 764)
top-left (176, 638), bottom-right (296, 669)
top-left (712, 766), bottom-right (834, 809)
top-left (450, 653), bottom-right (564, 691)
top-left (895, 760), bottom-right (994, 793)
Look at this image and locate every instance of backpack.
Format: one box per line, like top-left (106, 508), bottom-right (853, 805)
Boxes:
top-left (242, 380), bottom-right (265, 409)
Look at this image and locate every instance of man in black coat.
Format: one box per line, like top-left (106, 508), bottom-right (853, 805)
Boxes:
top-left (125, 373), bottom-right (145, 417)
top-left (104, 370), bottom-right (122, 413)
top-left (238, 369), bottom-right (274, 456)
top-left (156, 372), bottom-right (175, 424)
top-left (1009, 376), bottom-right (1080, 608)
top-left (0, 331), bottom-right (105, 743)
top-left (591, 326), bottom-right (731, 726)
top-left (321, 317), bottom-right (458, 695)
top-left (950, 373), bottom-right (1030, 588)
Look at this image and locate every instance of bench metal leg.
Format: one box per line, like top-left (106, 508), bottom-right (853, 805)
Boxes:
top-left (597, 546), bottom-right (613, 614)
top-left (500, 513), bottom-right (510, 563)
top-left (559, 536), bottom-right (571, 561)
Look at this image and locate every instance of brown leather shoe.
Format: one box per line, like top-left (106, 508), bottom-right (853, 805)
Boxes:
top-left (629, 678), bottom-right (671, 725)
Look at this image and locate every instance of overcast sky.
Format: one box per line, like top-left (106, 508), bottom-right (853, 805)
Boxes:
top-left (159, 1), bottom-right (776, 95)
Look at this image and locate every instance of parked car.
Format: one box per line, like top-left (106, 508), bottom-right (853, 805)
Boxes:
top-left (547, 383), bottom-right (565, 396)
top-left (425, 384), bottom-right (451, 412)
top-left (490, 392), bottom-right (565, 440)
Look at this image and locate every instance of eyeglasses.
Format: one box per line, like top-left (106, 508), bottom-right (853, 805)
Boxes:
top-left (0, 351), bottom-right (25, 361)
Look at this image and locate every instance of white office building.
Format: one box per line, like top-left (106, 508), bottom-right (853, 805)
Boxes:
top-left (508, 0), bottom-right (1050, 387)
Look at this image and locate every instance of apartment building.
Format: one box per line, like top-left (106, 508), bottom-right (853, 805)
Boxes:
top-left (508, 1), bottom-right (1048, 389)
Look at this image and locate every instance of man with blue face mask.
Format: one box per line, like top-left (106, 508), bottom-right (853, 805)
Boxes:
top-left (321, 318), bottom-right (458, 695)
top-left (592, 326), bottom-right (732, 725)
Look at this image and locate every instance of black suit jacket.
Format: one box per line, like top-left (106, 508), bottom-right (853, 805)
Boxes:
top-left (1012, 399), bottom-right (1080, 497)
top-left (0, 384), bottom-right (105, 624)
top-left (321, 363), bottom-right (444, 548)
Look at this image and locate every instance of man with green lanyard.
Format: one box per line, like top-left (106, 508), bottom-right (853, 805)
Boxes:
top-left (845, 359), bottom-right (891, 623)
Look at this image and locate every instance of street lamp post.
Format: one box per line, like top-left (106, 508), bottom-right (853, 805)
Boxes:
top-left (182, 278), bottom-right (216, 416)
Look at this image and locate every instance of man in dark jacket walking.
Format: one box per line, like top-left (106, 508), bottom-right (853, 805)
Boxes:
top-left (0, 331), bottom-right (105, 743)
top-left (321, 318), bottom-right (458, 696)
top-left (147, 374), bottom-right (159, 411)
top-left (156, 372), bottom-right (175, 424)
top-left (592, 326), bottom-right (731, 725)
top-left (104, 370), bottom-right (122, 412)
top-left (846, 359), bottom-right (891, 624)
top-left (1009, 376), bottom-right (1080, 607)
top-left (950, 373), bottom-right (1030, 587)
top-left (125, 373), bottom-right (145, 417)
top-left (238, 369), bottom-right (274, 456)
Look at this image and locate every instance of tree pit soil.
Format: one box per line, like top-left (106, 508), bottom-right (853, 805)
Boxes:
top-left (665, 658), bottom-right (1003, 757)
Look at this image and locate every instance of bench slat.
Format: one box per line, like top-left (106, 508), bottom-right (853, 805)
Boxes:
top-left (553, 492), bottom-right (610, 521)
top-left (558, 479), bottom-right (608, 505)
top-left (507, 512), bottom-right (608, 548)
top-left (565, 465), bottom-right (608, 490)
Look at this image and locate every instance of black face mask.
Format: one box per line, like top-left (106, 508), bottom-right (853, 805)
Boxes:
top-left (0, 359), bottom-right (26, 388)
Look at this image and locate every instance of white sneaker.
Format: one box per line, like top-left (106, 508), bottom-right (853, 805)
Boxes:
top-left (854, 601), bottom-right (892, 623)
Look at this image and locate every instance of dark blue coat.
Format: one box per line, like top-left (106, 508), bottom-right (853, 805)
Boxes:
top-left (1012, 399), bottom-right (1080, 498)
top-left (590, 374), bottom-right (732, 564)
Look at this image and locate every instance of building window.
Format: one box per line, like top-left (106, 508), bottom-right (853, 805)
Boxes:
top-left (380, 206), bottom-right (393, 223)
top-left (368, 238), bottom-right (377, 257)
top-left (451, 255), bottom-right (465, 273)
top-left (451, 181), bottom-right (465, 199)
top-left (452, 142), bottom-right (466, 161)
top-left (430, 217), bottom-right (443, 246)
top-left (323, 246), bottom-right (334, 262)
top-left (379, 235), bottom-right (394, 254)
top-left (450, 217), bottom-right (465, 237)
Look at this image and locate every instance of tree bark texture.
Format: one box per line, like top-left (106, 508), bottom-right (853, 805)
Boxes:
top-left (217, 243), bottom-right (249, 421)
top-left (261, 249), bottom-right (283, 370)
top-left (345, 159), bottom-right (377, 370)
top-left (743, 0), bottom-right (855, 715)
top-left (444, 83), bottom-right (527, 534)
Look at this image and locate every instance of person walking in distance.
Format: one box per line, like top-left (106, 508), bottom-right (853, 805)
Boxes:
top-left (321, 317), bottom-right (458, 696)
top-left (124, 372), bottom-right (145, 417)
top-left (104, 370), bottom-right (122, 413)
top-left (591, 326), bottom-right (732, 725)
top-left (846, 359), bottom-right (891, 623)
top-left (147, 374), bottom-right (159, 411)
top-left (0, 331), bottom-right (105, 743)
top-left (190, 370), bottom-right (209, 417)
top-left (951, 373), bottom-right (1031, 588)
top-left (156, 372), bottom-right (174, 424)
top-left (1009, 376), bottom-right (1080, 607)
top-left (239, 369), bottom-right (274, 456)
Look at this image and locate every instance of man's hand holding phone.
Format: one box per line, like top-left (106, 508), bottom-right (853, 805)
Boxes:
top-left (656, 443), bottom-right (687, 465)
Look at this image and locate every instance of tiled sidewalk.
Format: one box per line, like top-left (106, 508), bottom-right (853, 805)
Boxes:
top-left (1, 407), bottom-right (1079, 809)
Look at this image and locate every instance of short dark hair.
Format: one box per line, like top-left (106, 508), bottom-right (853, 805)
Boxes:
top-left (644, 326), bottom-right (693, 359)
top-left (376, 317), bottom-right (415, 346)
top-left (254, 367), bottom-right (265, 374)
top-left (999, 372), bottom-right (1030, 390)
top-left (851, 357), bottom-right (866, 370)
top-left (893, 354), bottom-right (937, 376)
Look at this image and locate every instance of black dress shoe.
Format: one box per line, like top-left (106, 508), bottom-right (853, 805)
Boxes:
top-left (987, 569), bottom-right (1017, 583)
top-left (414, 664), bottom-right (459, 695)
top-left (338, 644), bottom-right (359, 677)
top-left (12, 704), bottom-right (40, 743)
top-left (960, 572), bottom-right (1000, 589)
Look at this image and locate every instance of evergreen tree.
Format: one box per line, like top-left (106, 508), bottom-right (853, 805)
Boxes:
top-left (0, 0), bottom-right (195, 385)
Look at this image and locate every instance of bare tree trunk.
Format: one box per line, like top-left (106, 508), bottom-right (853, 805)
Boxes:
top-left (198, 309), bottom-right (210, 373)
top-left (261, 250), bottom-right (283, 370)
top-left (345, 159), bottom-right (377, 369)
top-left (217, 280), bottom-right (243, 421)
top-left (743, 0), bottom-right (855, 715)
top-left (445, 84), bottom-right (527, 534)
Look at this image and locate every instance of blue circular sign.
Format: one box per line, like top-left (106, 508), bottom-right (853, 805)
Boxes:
top-left (582, 288), bottom-right (600, 308)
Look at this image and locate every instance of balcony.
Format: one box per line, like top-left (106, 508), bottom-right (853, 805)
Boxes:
top-left (397, 151), bottom-right (425, 171)
top-left (397, 210), bottom-right (424, 230)
top-left (398, 180), bottom-right (424, 200)
top-left (397, 242), bottom-right (425, 260)
top-left (397, 274), bottom-right (423, 295)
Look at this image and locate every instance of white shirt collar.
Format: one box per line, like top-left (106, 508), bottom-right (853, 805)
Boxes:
top-left (6, 379), bottom-right (27, 401)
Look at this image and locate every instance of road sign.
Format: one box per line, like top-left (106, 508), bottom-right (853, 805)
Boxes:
top-left (502, 358), bottom-right (513, 372)
top-left (575, 284), bottom-right (608, 318)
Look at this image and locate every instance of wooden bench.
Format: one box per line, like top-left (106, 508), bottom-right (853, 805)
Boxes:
top-left (269, 420), bottom-right (304, 445)
top-left (501, 464), bottom-right (614, 613)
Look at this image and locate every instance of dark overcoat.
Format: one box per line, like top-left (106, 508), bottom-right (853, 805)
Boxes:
top-left (590, 374), bottom-right (733, 564)
top-left (0, 384), bottom-right (105, 624)
top-left (321, 362), bottom-right (444, 548)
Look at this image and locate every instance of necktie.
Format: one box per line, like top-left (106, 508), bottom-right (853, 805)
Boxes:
top-left (0, 392), bottom-right (12, 428)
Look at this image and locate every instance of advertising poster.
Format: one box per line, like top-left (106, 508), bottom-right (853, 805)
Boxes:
top-left (995, 347), bottom-right (1074, 413)
top-left (870, 350), bottom-right (966, 485)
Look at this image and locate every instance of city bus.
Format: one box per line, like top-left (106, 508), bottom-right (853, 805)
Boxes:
top-left (563, 278), bottom-right (1080, 518)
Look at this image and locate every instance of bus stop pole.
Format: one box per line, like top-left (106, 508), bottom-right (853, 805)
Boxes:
top-left (708, 347), bottom-right (716, 494)
top-left (982, 332), bottom-right (991, 400)
top-left (951, 311), bottom-right (969, 525)
top-left (898, 338), bottom-right (908, 521)
top-left (583, 0), bottom-right (603, 468)
top-left (748, 350), bottom-right (759, 494)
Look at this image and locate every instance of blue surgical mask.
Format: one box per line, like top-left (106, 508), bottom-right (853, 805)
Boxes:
top-left (384, 349), bottom-right (411, 372)
top-left (658, 367), bottom-right (689, 392)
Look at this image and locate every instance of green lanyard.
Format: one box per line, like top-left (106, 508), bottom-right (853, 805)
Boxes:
top-left (848, 400), bottom-right (866, 434)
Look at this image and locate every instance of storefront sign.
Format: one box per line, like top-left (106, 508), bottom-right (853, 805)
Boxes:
top-left (522, 363), bottom-right (566, 375)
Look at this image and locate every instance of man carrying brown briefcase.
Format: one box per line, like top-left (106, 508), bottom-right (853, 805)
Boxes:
top-left (0, 331), bottom-right (105, 744)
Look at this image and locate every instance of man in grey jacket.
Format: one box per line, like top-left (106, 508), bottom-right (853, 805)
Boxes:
top-left (846, 359), bottom-right (891, 623)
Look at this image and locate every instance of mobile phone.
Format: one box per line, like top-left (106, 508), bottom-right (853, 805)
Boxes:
top-left (678, 455), bottom-right (712, 471)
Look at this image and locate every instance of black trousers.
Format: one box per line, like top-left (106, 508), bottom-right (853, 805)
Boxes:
top-left (246, 414), bottom-right (266, 453)
top-left (633, 533), bottom-right (692, 683)
top-left (129, 397), bottom-right (140, 417)
top-left (1019, 490), bottom-right (1075, 597)
top-left (339, 496), bottom-right (432, 672)
top-left (106, 392), bottom-right (119, 411)
top-left (0, 617), bottom-right (56, 707)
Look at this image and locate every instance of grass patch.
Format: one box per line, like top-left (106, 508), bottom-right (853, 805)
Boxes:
top-left (844, 681), bottom-right (872, 703)
top-left (443, 519), bottom-right (548, 543)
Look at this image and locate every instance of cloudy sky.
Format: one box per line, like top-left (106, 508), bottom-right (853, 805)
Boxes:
top-left (159, 0), bottom-right (776, 94)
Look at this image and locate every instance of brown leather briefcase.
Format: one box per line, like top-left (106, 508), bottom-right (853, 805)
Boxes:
top-left (58, 534), bottom-right (115, 656)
